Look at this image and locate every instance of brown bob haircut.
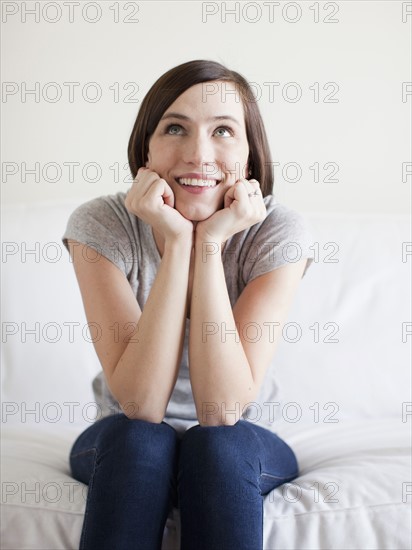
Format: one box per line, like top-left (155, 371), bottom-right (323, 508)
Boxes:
top-left (128, 59), bottom-right (274, 196)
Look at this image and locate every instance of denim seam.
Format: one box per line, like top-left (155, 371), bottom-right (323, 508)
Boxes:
top-left (241, 423), bottom-right (299, 490)
top-left (239, 421), bottom-right (266, 496)
top-left (71, 448), bottom-right (98, 459)
top-left (261, 471), bottom-right (299, 481)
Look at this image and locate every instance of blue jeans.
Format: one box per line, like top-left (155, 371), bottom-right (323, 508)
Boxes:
top-left (69, 414), bottom-right (298, 550)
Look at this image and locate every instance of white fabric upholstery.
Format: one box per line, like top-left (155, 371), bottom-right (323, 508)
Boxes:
top-left (1, 199), bottom-right (411, 549)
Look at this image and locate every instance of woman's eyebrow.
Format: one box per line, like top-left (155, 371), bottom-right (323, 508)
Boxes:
top-left (160, 112), bottom-right (241, 126)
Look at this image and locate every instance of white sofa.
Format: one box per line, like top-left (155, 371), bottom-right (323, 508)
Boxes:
top-left (1, 198), bottom-right (411, 550)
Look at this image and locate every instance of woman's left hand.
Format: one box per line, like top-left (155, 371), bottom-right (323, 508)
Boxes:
top-left (196, 178), bottom-right (267, 245)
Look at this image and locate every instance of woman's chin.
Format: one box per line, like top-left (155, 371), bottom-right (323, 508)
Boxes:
top-left (176, 203), bottom-right (218, 222)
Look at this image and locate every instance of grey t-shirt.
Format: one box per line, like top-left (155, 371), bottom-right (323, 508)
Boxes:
top-left (62, 191), bottom-right (314, 435)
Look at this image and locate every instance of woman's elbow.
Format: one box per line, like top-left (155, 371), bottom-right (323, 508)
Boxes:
top-left (120, 401), bottom-right (165, 424)
top-left (196, 402), bottom-right (243, 427)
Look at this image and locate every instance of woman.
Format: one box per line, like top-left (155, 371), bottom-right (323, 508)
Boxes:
top-left (62, 59), bottom-right (314, 550)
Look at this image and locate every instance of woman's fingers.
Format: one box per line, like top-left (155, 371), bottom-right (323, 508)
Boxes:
top-left (201, 177), bottom-right (266, 243)
top-left (223, 182), bottom-right (236, 208)
top-left (233, 178), bottom-right (266, 229)
top-left (145, 177), bottom-right (175, 209)
top-left (125, 167), bottom-right (193, 242)
top-left (134, 167), bottom-right (159, 196)
top-left (126, 168), bottom-right (174, 213)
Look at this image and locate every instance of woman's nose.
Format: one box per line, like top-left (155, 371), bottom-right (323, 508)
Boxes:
top-left (182, 134), bottom-right (214, 166)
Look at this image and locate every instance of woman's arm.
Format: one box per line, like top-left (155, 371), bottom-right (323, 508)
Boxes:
top-left (68, 236), bottom-right (192, 423)
top-left (189, 178), bottom-right (308, 426)
top-left (68, 168), bottom-right (194, 423)
top-left (189, 230), bottom-right (308, 427)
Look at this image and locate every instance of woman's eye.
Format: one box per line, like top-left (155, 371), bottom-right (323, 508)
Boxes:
top-left (165, 124), bottom-right (183, 135)
top-left (164, 124), bottom-right (232, 137)
top-left (214, 126), bottom-right (232, 137)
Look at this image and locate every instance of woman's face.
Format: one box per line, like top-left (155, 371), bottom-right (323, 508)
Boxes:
top-left (146, 80), bottom-right (250, 221)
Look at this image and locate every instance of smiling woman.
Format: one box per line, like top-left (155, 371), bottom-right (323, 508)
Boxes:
top-left (61, 59), bottom-right (315, 550)
top-left (145, 81), bottom-right (250, 224)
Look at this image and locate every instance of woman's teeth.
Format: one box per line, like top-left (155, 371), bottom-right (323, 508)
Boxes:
top-left (177, 178), bottom-right (219, 188)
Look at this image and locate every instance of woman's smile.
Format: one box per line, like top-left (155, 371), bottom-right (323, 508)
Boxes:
top-left (176, 176), bottom-right (220, 188)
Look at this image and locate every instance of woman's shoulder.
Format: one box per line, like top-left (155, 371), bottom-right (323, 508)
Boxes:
top-left (64, 191), bottom-right (138, 239)
top-left (252, 194), bottom-right (313, 242)
top-left (62, 191), bottom-right (142, 276)
top-left (263, 193), bottom-right (306, 220)
top-left (68, 191), bottom-right (128, 219)
top-left (233, 195), bottom-right (315, 283)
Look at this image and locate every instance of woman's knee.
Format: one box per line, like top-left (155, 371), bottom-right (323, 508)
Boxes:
top-left (179, 420), bottom-right (260, 472)
top-left (178, 421), bottom-right (264, 507)
top-left (72, 414), bottom-right (179, 468)
top-left (102, 414), bottom-right (178, 456)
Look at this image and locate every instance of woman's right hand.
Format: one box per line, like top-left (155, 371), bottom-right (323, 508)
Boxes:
top-left (125, 167), bottom-right (194, 244)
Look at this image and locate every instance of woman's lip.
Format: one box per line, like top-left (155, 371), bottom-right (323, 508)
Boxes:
top-left (176, 173), bottom-right (222, 180)
top-left (178, 185), bottom-right (215, 194)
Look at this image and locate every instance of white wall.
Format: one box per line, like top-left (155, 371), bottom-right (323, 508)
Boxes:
top-left (2, 0), bottom-right (411, 214)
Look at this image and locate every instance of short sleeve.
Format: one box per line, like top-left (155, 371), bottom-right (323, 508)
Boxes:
top-left (241, 202), bottom-right (315, 285)
top-left (61, 195), bottom-right (136, 277)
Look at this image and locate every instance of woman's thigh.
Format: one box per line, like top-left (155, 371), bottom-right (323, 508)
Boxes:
top-left (178, 419), bottom-right (298, 497)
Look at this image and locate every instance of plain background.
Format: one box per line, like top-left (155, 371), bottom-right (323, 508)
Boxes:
top-left (1, 0), bottom-right (411, 215)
